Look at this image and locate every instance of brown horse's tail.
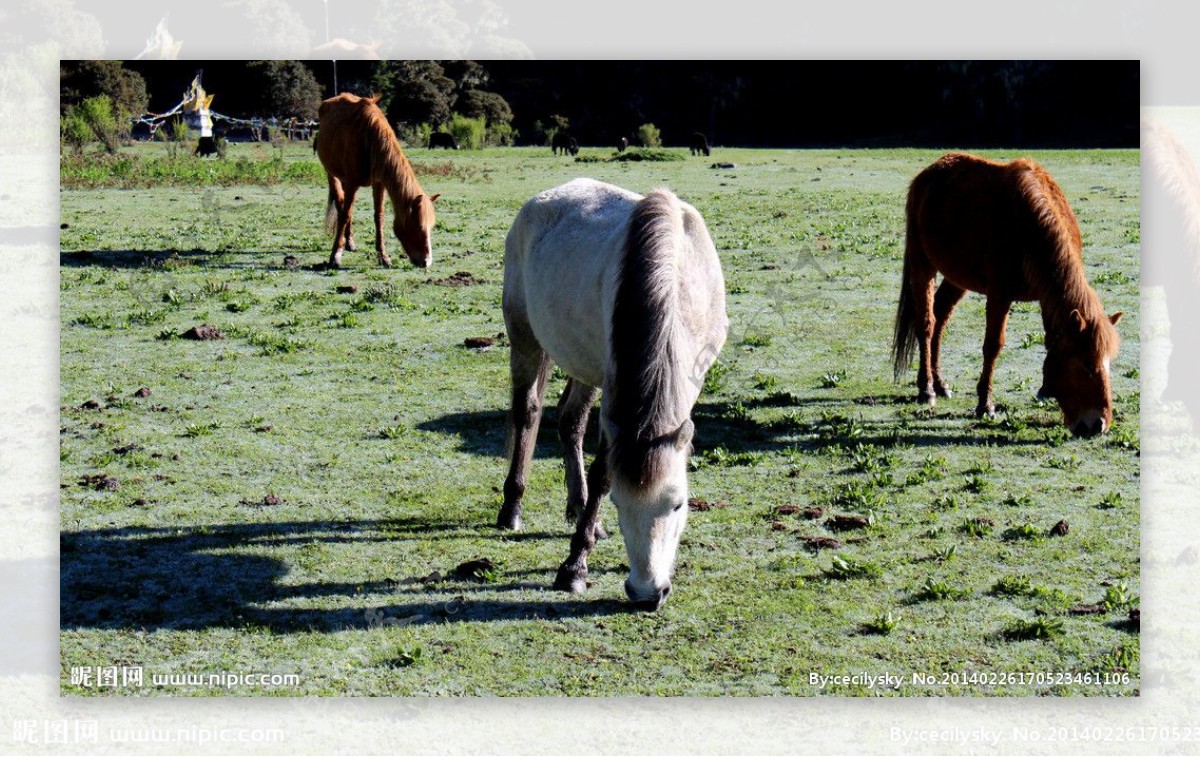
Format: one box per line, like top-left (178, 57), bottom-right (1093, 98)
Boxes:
top-left (892, 189), bottom-right (921, 381)
top-left (324, 184), bottom-right (337, 233)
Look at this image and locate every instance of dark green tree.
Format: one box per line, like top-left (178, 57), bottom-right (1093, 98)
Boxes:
top-left (372, 60), bottom-right (456, 127)
top-left (456, 89), bottom-right (512, 127)
top-left (443, 59), bottom-right (491, 92)
top-left (250, 60), bottom-right (323, 119)
top-left (59, 60), bottom-right (148, 118)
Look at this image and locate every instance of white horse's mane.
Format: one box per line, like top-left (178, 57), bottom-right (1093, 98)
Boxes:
top-left (607, 188), bottom-right (692, 488)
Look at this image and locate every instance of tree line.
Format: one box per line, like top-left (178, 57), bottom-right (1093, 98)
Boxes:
top-left (60, 60), bottom-right (1138, 149)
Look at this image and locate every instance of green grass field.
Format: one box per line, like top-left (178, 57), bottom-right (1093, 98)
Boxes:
top-left (59, 142), bottom-right (1140, 696)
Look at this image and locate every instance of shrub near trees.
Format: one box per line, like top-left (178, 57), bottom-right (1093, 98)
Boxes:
top-left (60, 61), bottom-right (148, 152)
top-left (372, 59), bottom-right (517, 149)
top-left (636, 123), bottom-right (662, 148)
top-left (61, 95), bottom-right (122, 154)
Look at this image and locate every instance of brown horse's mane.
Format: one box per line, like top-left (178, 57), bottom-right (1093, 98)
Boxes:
top-left (608, 189), bottom-right (689, 489)
top-left (1011, 158), bottom-right (1119, 355)
top-left (356, 95), bottom-right (425, 203)
top-left (1143, 117), bottom-right (1200, 281)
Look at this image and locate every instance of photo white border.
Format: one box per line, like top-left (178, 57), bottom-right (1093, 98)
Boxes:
top-left (5, 1), bottom-right (1196, 753)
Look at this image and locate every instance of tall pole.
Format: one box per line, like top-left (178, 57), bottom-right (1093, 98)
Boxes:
top-left (323, 0), bottom-right (338, 95)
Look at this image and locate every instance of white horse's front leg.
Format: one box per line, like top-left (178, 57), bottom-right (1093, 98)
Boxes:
top-left (557, 379), bottom-right (607, 540)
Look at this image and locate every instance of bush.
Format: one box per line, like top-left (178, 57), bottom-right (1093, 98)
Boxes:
top-left (394, 121), bottom-right (433, 149)
top-left (486, 121), bottom-right (517, 147)
top-left (610, 148), bottom-right (683, 162)
top-left (636, 122), bottom-right (662, 148)
top-left (446, 114), bottom-right (486, 150)
top-left (61, 110), bottom-right (93, 154)
top-left (535, 115), bottom-right (570, 147)
top-left (154, 117), bottom-right (191, 159)
top-left (62, 95), bottom-right (122, 154)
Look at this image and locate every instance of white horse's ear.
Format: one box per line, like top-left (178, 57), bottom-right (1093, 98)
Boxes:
top-left (673, 419), bottom-right (695, 450)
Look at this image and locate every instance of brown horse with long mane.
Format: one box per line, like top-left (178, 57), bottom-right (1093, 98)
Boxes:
top-left (315, 93), bottom-right (439, 268)
top-left (892, 153), bottom-right (1122, 437)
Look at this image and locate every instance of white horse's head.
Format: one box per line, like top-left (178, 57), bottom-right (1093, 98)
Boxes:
top-left (608, 418), bottom-right (694, 611)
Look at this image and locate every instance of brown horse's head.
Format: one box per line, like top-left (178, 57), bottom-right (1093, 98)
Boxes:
top-left (394, 193), bottom-right (439, 267)
top-left (1038, 309), bottom-right (1123, 436)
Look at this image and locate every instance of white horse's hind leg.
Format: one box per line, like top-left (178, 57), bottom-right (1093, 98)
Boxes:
top-left (498, 338), bottom-right (550, 531)
top-left (557, 379), bottom-right (607, 540)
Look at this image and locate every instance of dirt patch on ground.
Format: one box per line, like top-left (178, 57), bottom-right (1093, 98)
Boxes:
top-left (826, 514), bottom-right (871, 531)
top-left (688, 497), bottom-right (729, 512)
top-left (238, 492), bottom-right (283, 507)
top-left (772, 504), bottom-right (823, 519)
top-left (432, 271), bottom-right (485, 287)
top-left (181, 324), bottom-right (224, 340)
top-left (452, 558), bottom-right (496, 581)
top-left (79, 473), bottom-right (119, 491)
top-left (800, 535), bottom-right (842, 551)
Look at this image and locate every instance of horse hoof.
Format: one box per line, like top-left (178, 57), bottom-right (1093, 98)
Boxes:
top-left (496, 509), bottom-right (522, 531)
top-left (935, 384), bottom-right (953, 399)
top-left (552, 564), bottom-right (588, 593)
top-left (918, 391), bottom-right (936, 407)
top-left (593, 523), bottom-right (609, 541)
top-left (975, 403), bottom-right (996, 419)
top-left (346, 240), bottom-right (357, 252)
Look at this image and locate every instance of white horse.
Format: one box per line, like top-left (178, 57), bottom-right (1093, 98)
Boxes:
top-left (498, 178), bottom-right (727, 610)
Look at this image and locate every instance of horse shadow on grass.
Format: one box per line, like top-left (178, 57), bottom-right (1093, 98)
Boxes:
top-left (421, 392), bottom-right (1059, 465)
top-left (60, 249), bottom-right (314, 271)
top-left (60, 518), bottom-right (628, 633)
top-left (417, 405), bottom-right (607, 460)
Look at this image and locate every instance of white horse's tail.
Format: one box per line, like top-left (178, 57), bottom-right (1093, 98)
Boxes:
top-left (608, 188), bottom-right (688, 487)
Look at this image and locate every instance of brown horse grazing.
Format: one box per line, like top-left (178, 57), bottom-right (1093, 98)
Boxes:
top-left (892, 153), bottom-right (1123, 437)
top-left (315, 93), bottom-right (439, 268)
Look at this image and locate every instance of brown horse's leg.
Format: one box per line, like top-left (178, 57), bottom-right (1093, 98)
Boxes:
top-left (331, 185), bottom-right (358, 269)
top-left (327, 176), bottom-right (347, 267)
top-left (553, 435), bottom-right (611, 594)
top-left (557, 379), bottom-right (607, 541)
top-left (498, 339), bottom-right (551, 531)
top-left (910, 269), bottom-right (938, 405)
top-left (931, 280), bottom-right (967, 398)
top-left (976, 297), bottom-right (1013, 418)
top-left (372, 183), bottom-right (391, 267)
